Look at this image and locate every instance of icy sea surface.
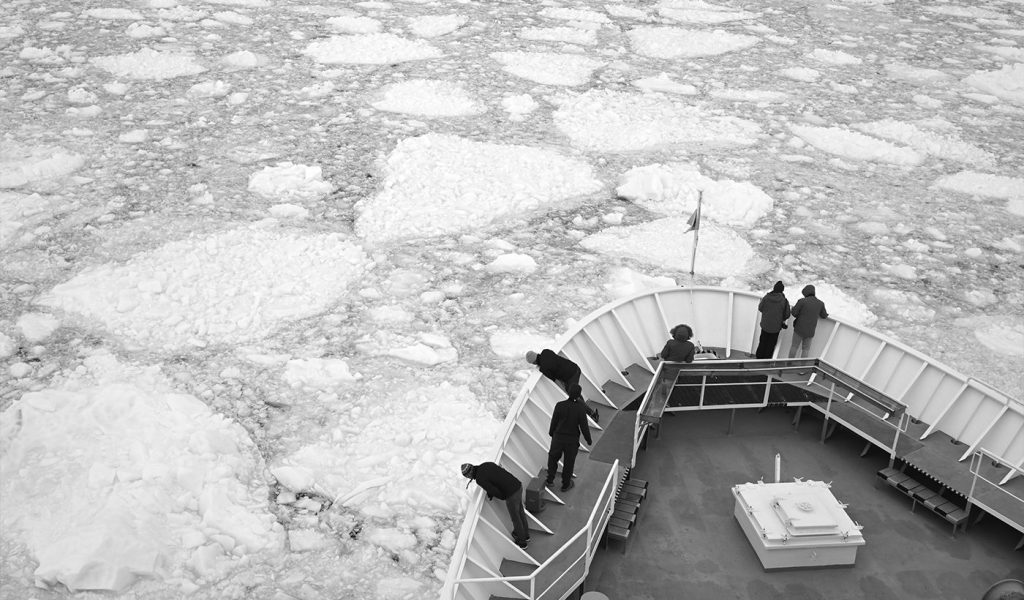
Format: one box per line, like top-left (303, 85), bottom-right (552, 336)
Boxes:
top-left (1, 0), bottom-right (1023, 598)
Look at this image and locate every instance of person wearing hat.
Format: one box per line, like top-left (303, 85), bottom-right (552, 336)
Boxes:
top-left (788, 284), bottom-right (829, 359)
top-left (546, 384), bottom-right (593, 492)
top-left (461, 462), bottom-right (530, 549)
top-left (755, 281), bottom-right (791, 359)
top-left (525, 349), bottom-right (599, 423)
top-left (659, 324), bottom-right (696, 363)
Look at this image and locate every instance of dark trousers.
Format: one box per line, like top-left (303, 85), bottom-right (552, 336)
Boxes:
top-left (505, 487), bottom-right (529, 544)
top-left (547, 437), bottom-right (580, 486)
top-left (755, 330), bottom-right (780, 359)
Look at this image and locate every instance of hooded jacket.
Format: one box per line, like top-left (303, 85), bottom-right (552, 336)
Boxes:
top-left (791, 285), bottom-right (828, 338)
top-left (536, 349), bottom-right (581, 383)
top-left (758, 291), bottom-right (791, 333)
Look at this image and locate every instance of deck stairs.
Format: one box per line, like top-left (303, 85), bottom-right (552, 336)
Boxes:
top-left (488, 365), bottom-right (655, 600)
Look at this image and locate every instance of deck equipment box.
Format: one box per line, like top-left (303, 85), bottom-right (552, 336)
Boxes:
top-left (732, 480), bottom-right (865, 570)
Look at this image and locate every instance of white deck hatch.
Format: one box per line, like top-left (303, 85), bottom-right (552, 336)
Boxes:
top-left (732, 480), bottom-right (865, 569)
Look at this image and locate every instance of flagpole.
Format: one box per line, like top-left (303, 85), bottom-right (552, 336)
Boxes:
top-left (689, 191), bottom-right (702, 276)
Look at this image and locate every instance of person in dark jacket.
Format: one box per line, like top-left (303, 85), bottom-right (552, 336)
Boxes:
top-left (659, 324), bottom-right (695, 362)
top-left (755, 281), bottom-right (791, 359)
top-left (545, 384), bottom-right (593, 492)
top-left (788, 284), bottom-right (828, 358)
top-left (461, 462), bottom-right (530, 548)
top-left (526, 349), bottom-right (599, 423)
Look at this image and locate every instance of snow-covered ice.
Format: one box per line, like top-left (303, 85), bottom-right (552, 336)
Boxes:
top-left (354, 134), bottom-right (602, 243)
top-left (38, 226), bottom-right (371, 350)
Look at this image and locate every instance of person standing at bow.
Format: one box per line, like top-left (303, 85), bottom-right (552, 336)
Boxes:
top-left (789, 284), bottom-right (829, 359)
top-left (755, 281), bottom-right (791, 359)
top-left (546, 384), bottom-right (593, 492)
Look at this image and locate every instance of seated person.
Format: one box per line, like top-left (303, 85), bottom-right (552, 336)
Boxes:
top-left (659, 324), bottom-right (695, 363)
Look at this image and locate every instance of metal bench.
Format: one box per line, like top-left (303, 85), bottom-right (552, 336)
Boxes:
top-left (877, 468), bottom-right (969, 537)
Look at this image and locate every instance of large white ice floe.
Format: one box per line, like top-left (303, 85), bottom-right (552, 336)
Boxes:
top-left (269, 382), bottom-right (503, 516)
top-left (303, 33), bottom-right (442, 64)
top-left (790, 125), bottom-right (924, 166)
top-left (852, 119), bottom-right (996, 167)
top-left (354, 133), bottom-right (602, 243)
top-left (580, 217), bottom-right (757, 277)
top-left (627, 27), bottom-right (760, 59)
top-left (933, 171), bottom-right (1024, 216)
top-left (962, 63), bottom-right (1024, 106)
top-left (553, 89), bottom-right (760, 152)
top-left (616, 163), bottom-right (774, 228)
top-left (38, 226), bottom-right (371, 350)
top-left (491, 51), bottom-right (605, 86)
top-left (0, 351), bottom-right (284, 593)
top-left (370, 79), bottom-right (485, 116)
top-left (90, 47), bottom-right (207, 79)
top-left (247, 162), bottom-right (334, 201)
top-left (0, 142), bottom-right (85, 189)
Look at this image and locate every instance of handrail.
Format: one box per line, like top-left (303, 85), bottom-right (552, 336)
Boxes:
top-left (451, 460), bottom-right (619, 599)
top-left (968, 449), bottom-right (1024, 533)
top-left (635, 359), bottom-right (911, 469)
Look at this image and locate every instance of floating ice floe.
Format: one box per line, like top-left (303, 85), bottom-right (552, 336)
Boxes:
top-left (519, 26), bottom-right (597, 45)
top-left (408, 14), bottom-right (467, 37)
top-left (933, 171), bottom-right (1024, 216)
top-left (0, 142), bottom-right (85, 189)
top-left (883, 62), bottom-right (953, 84)
top-left (371, 79), bottom-right (485, 116)
top-left (354, 133), bottom-right (602, 243)
top-left (327, 15), bottom-right (382, 34)
top-left (502, 94), bottom-right (539, 120)
top-left (491, 51), bottom-right (605, 86)
top-left (808, 48), bottom-right (862, 65)
top-left (248, 163), bottom-right (334, 201)
top-left (790, 125), bottom-right (924, 166)
top-left (962, 63), bottom-right (1024, 106)
top-left (603, 266), bottom-right (677, 300)
top-left (0, 351), bottom-right (285, 593)
top-left (38, 226), bottom-right (370, 350)
top-left (657, 0), bottom-right (759, 25)
top-left (269, 382), bottom-right (502, 516)
top-left (633, 73), bottom-right (698, 95)
top-left (616, 162), bottom-right (774, 228)
top-left (283, 357), bottom-right (362, 390)
top-left (580, 218), bottom-right (757, 277)
top-left (484, 253), bottom-right (538, 274)
top-left (553, 89), bottom-right (761, 152)
top-left (15, 312), bottom-right (60, 342)
top-left (488, 329), bottom-right (558, 359)
top-left (779, 67), bottom-right (820, 82)
top-left (852, 119), bottom-right (996, 167)
top-left (539, 7), bottom-right (611, 23)
top-left (955, 316), bottom-right (1024, 357)
top-left (303, 33), bottom-right (442, 64)
top-left (221, 50), bottom-right (269, 70)
top-left (91, 47), bottom-right (207, 79)
top-left (627, 27), bottom-right (760, 59)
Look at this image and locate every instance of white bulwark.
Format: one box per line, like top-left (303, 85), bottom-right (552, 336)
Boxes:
top-left (732, 480), bottom-right (865, 570)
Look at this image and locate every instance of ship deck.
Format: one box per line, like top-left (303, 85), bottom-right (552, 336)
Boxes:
top-left (584, 405), bottom-right (1024, 600)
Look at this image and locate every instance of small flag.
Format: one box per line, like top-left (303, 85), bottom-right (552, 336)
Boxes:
top-left (685, 203), bottom-right (701, 232)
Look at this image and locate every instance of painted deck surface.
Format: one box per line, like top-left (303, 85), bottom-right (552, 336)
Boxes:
top-left (584, 406), bottom-right (1024, 600)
